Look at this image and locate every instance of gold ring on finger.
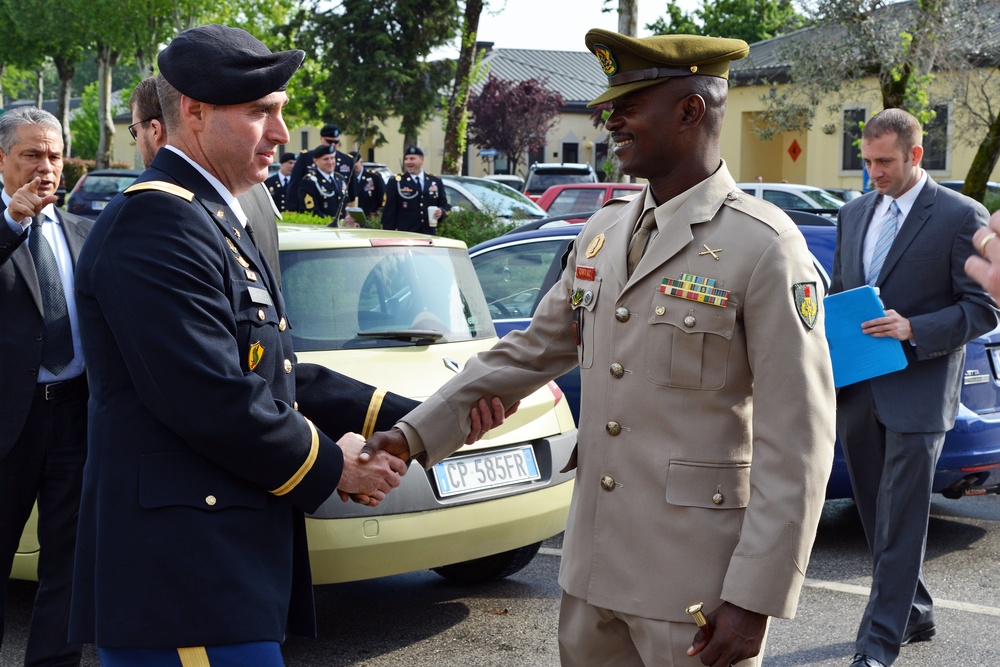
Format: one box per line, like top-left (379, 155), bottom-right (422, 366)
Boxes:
top-left (980, 231), bottom-right (998, 254)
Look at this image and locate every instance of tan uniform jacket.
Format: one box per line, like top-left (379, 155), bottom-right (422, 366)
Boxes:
top-left (398, 164), bottom-right (835, 621)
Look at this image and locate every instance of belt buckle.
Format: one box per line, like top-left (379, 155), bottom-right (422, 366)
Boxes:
top-left (44, 382), bottom-right (57, 400)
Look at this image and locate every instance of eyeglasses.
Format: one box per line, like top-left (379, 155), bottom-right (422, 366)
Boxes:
top-left (128, 116), bottom-right (160, 141)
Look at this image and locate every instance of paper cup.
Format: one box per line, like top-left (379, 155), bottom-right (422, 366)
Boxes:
top-left (427, 206), bottom-right (440, 227)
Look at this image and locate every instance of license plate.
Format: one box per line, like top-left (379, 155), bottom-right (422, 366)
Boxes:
top-left (91, 200), bottom-right (107, 210)
top-left (433, 445), bottom-right (541, 498)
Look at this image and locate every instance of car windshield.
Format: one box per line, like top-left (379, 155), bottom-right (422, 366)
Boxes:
top-left (451, 179), bottom-right (546, 219)
top-left (280, 245), bottom-right (494, 350)
top-left (526, 173), bottom-right (594, 191)
top-left (79, 174), bottom-right (138, 196)
top-left (797, 188), bottom-right (845, 209)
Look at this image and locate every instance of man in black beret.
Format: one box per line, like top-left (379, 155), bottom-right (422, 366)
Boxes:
top-left (298, 143), bottom-right (349, 223)
top-left (264, 151), bottom-right (296, 212)
top-left (67, 24), bottom-right (448, 665)
top-left (286, 123), bottom-right (351, 212)
top-left (381, 145), bottom-right (450, 235)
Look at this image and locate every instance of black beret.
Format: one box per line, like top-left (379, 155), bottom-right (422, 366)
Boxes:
top-left (158, 24), bottom-right (304, 105)
top-left (404, 145), bottom-right (424, 157)
top-left (279, 152), bottom-right (296, 163)
top-left (320, 124), bottom-right (341, 138)
top-left (349, 151), bottom-right (362, 161)
top-left (313, 144), bottom-right (337, 159)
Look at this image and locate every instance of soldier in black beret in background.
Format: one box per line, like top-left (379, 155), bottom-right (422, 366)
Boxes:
top-left (346, 151), bottom-right (385, 221)
top-left (264, 151), bottom-right (296, 212)
top-left (298, 143), bottom-right (349, 223)
top-left (285, 123), bottom-right (350, 212)
top-left (68, 24), bottom-right (512, 666)
top-left (381, 145), bottom-right (450, 235)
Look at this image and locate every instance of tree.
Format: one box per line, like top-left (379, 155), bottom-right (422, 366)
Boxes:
top-left (647, 0), bottom-right (804, 43)
top-left (467, 76), bottom-right (564, 175)
top-left (752, 0), bottom-right (1000, 201)
top-left (292, 0), bottom-right (461, 148)
top-left (441, 0), bottom-right (486, 174)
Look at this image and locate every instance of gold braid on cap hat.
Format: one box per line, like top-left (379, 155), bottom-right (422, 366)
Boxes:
top-left (608, 66), bottom-right (698, 85)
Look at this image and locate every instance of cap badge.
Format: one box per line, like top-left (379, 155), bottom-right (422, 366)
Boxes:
top-left (594, 44), bottom-right (618, 77)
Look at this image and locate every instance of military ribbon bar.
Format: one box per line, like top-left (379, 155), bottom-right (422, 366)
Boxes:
top-left (659, 274), bottom-right (730, 307)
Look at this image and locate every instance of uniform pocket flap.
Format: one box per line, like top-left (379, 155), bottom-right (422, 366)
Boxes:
top-left (665, 460), bottom-right (751, 508)
top-left (139, 451), bottom-right (268, 511)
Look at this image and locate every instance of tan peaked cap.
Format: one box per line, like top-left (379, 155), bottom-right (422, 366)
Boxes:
top-left (585, 29), bottom-right (749, 107)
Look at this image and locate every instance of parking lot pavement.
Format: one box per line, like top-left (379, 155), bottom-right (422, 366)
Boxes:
top-left (3, 495), bottom-right (999, 666)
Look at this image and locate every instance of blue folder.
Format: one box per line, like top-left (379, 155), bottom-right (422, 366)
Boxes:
top-left (823, 286), bottom-right (908, 388)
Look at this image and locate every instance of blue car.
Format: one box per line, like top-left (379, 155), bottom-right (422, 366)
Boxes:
top-left (470, 211), bottom-right (1000, 499)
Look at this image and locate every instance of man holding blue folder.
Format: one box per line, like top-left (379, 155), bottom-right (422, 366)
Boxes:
top-left (830, 108), bottom-right (997, 667)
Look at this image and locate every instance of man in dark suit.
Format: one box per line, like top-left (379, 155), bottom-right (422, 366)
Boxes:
top-left (264, 152), bottom-right (295, 212)
top-left (831, 108), bottom-right (997, 667)
top-left (381, 145), bottom-right (449, 235)
top-left (69, 26), bottom-right (417, 664)
top-left (0, 106), bottom-right (92, 666)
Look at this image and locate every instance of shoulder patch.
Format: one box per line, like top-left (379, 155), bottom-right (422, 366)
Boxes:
top-left (124, 181), bottom-right (195, 202)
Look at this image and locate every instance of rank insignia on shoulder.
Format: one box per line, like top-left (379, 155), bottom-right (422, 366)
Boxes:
top-left (793, 282), bottom-right (819, 329)
top-left (585, 233), bottom-right (605, 259)
top-left (123, 181), bottom-right (195, 201)
top-left (248, 341), bottom-right (264, 371)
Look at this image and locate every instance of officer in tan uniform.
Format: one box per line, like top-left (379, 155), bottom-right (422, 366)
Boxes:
top-left (363, 30), bottom-right (836, 667)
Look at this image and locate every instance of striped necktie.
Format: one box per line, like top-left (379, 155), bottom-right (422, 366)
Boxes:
top-left (29, 214), bottom-right (74, 374)
top-left (867, 200), bottom-right (900, 286)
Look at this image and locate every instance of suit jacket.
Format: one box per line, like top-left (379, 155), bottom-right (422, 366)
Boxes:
top-left (0, 208), bottom-right (92, 459)
top-left (396, 164), bottom-right (835, 621)
top-left (263, 173), bottom-right (289, 212)
top-left (381, 172), bottom-right (450, 235)
top-left (237, 182), bottom-right (282, 288)
top-left (831, 179), bottom-right (997, 432)
top-left (69, 148), bottom-right (416, 647)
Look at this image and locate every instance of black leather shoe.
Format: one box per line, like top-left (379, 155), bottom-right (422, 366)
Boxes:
top-left (901, 621), bottom-right (936, 646)
top-left (850, 654), bottom-right (887, 667)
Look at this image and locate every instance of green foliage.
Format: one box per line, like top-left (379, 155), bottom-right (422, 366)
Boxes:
top-left (69, 81), bottom-right (101, 160)
top-left (647, 0), bottom-right (803, 42)
top-left (985, 190), bottom-right (1000, 214)
top-left (62, 158), bottom-right (92, 193)
top-left (281, 211), bottom-right (328, 226)
top-left (436, 206), bottom-right (517, 248)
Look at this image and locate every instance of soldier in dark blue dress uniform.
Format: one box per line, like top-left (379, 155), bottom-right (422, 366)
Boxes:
top-left (298, 144), bottom-right (349, 223)
top-left (347, 151), bottom-right (385, 218)
top-left (381, 145), bottom-right (450, 235)
top-left (286, 124), bottom-right (345, 212)
top-left (264, 151), bottom-right (295, 212)
top-left (68, 25), bottom-right (417, 667)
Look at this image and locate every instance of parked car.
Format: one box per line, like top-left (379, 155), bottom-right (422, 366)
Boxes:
top-left (522, 162), bottom-right (598, 201)
top-left (13, 226), bottom-right (577, 585)
top-left (469, 211), bottom-right (1000, 500)
top-left (443, 175), bottom-right (547, 225)
top-left (364, 162), bottom-right (393, 184)
top-left (65, 169), bottom-right (142, 218)
top-left (535, 182), bottom-right (644, 222)
top-left (483, 174), bottom-right (525, 191)
top-left (736, 182), bottom-right (845, 218)
top-left (937, 180), bottom-right (1000, 197)
top-left (824, 187), bottom-right (864, 202)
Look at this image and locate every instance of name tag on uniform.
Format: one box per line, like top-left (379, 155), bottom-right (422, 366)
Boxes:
top-left (247, 286), bottom-right (273, 307)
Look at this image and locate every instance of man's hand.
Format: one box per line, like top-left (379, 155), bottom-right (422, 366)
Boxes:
top-left (335, 433), bottom-right (407, 507)
top-left (466, 397), bottom-right (520, 444)
top-left (7, 177), bottom-right (57, 225)
top-left (967, 220), bottom-right (1000, 302)
top-left (686, 601), bottom-right (768, 666)
top-left (861, 308), bottom-right (912, 340)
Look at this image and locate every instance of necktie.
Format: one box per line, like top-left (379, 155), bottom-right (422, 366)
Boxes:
top-left (29, 214), bottom-right (74, 374)
top-left (627, 211), bottom-right (657, 277)
top-left (867, 200), bottom-right (900, 285)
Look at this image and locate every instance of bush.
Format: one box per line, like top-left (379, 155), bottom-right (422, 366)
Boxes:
top-left (985, 190), bottom-right (1000, 214)
top-left (437, 206), bottom-right (517, 248)
top-left (280, 211), bottom-right (329, 226)
top-left (62, 158), bottom-right (93, 192)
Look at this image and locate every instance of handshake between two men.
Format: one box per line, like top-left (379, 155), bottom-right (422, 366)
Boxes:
top-left (337, 397), bottom-right (519, 506)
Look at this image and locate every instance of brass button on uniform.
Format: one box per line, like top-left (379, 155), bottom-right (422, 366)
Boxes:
top-left (257, 309), bottom-right (266, 321)
top-left (278, 317), bottom-right (287, 331)
top-left (606, 421), bottom-right (622, 436)
top-left (284, 359), bottom-right (292, 374)
top-left (615, 307), bottom-right (630, 322)
top-left (610, 363), bottom-right (625, 379)
top-left (205, 495), bottom-right (217, 507)
top-left (600, 475), bottom-right (617, 492)
top-left (712, 492), bottom-right (724, 505)
top-left (684, 314), bottom-right (697, 327)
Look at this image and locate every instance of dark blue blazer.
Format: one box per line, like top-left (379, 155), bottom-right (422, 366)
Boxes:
top-left (831, 179), bottom-right (998, 432)
top-left (69, 149), bottom-right (415, 647)
top-left (0, 208), bottom-right (92, 458)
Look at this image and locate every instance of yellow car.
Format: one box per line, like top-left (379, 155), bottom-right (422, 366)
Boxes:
top-left (13, 226), bottom-right (576, 585)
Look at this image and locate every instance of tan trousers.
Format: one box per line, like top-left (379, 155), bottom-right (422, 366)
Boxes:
top-left (558, 592), bottom-right (765, 667)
